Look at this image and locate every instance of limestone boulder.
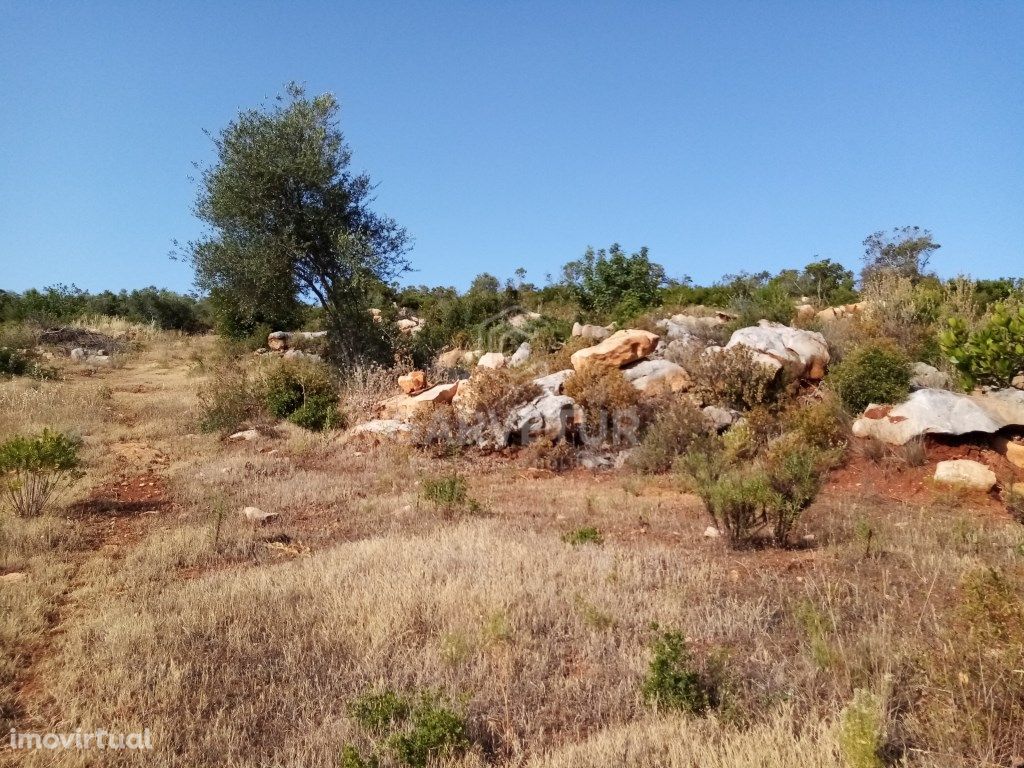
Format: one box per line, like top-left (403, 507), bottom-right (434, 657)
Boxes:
top-left (532, 369), bottom-right (574, 396)
top-left (507, 394), bottom-right (579, 443)
top-left (910, 362), bottom-right (952, 390)
top-left (933, 460), bottom-right (996, 492)
top-left (571, 323), bottom-right (612, 342)
top-left (379, 382), bottom-right (459, 420)
top-left (816, 301), bottom-right (869, 323)
top-left (570, 329), bottom-right (659, 370)
top-left (398, 370), bottom-right (428, 395)
top-left (991, 435), bottom-right (1024, 470)
top-left (657, 313), bottom-right (728, 341)
top-left (508, 311), bottom-right (541, 329)
top-left (852, 388), bottom-right (1024, 445)
top-left (508, 342), bottom-right (531, 368)
top-left (266, 330), bottom-right (328, 351)
top-left (477, 352), bottom-right (506, 370)
top-left (621, 359), bottom-right (691, 394)
top-left (725, 321), bottom-right (830, 380)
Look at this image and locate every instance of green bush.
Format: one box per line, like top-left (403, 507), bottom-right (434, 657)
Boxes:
top-left (387, 695), bottom-right (470, 768)
top-left (641, 630), bottom-right (714, 714)
top-left (198, 367), bottom-right (264, 434)
top-left (262, 360), bottom-right (341, 431)
top-left (630, 398), bottom-right (708, 474)
top-left (338, 745), bottom-right (378, 768)
top-left (421, 472), bottom-right (472, 514)
top-left (940, 302), bottom-right (1024, 387)
top-left (685, 346), bottom-right (783, 411)
top-left (838, 689), bottom-right (886, 768)
top-left (0, 429), bottom-right (83, 517)
top-left (827, 343), bottom-right (911, 413)
top-left (562, 526), bottom-right (603, 546)
top-left (349, 690), bottom-right (411, 733)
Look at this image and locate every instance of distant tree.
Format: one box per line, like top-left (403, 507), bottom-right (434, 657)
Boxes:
top-left (797, 258), bottom-right (857, 306)
top-left (562, 244), bottom-right (667, 321)
top-left (861, 227), bottom-right (940, 284)
top-left (187, 83), bottom-right (410, 360)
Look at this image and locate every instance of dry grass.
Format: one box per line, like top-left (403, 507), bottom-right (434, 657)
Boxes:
top-left (2, 332), bottom-right (1024, 767)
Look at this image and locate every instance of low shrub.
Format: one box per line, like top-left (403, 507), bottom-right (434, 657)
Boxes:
top-left (263, 360), bottom-right (341, 431)
top-left (838, 689), bottom-right (886, 768)
top-left (828, 343), bottom-right (911, 413)
top-left (641, 630), bottom-right (715, 715)
top-left (0, 347), bottom-right (57, 381)
top-left (349, 690), bottom-right (411, 733)
top-left (457, 368), bottom-right (541, 423)
top-left (782, 395), bottom-right (850, 451)
top-left (519, 438), bottom-right (577, 471)
top-left (421, 472), bottom-right (479, 516)
top-left (562, 526), bottom-right (603, 546)
top-left (198, 366), bottom-right (264, 434)
top-left (563, 364), bottom-right (641, 445)
top-left (0, 429), bottom-right (83, 517)
top-left (630, 398), bottom-right (708, 474)
top-left (387, 695), bottom-right (470, 768)
top-left (762, 438), bottom-right (835, 545)
top-left (684, 346), bottom-right (783, 410)
top-left (940, 301), bottom-right (1024, 387)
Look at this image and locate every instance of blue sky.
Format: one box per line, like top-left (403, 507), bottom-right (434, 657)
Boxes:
top-left (1, 1), bottom-right (1022, 294)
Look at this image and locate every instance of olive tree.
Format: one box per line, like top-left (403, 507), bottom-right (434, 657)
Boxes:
top-left (188, 83), bottom-right (410, 362)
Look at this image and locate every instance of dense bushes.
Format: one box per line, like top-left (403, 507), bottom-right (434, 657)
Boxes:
top-left (563, 364), bottom-right (642, 444)
top-left (828, 343), bottom-right (911, 413)
top-left (630, 398), bottom-right (709, 474)
top-left (940, 302), bottom-right (1024, 387)
top-left (642, 630), bottom-right (716, 714)
top-left (679, 345), bottom-right (783, 410)
top-left (0, 430), bottom-right (83, 517)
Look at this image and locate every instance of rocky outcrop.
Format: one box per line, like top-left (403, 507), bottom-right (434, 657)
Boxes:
top-left (621, 359), bottom-right (691, 394)
top-left (266, 331), bottom-right (328, 351)
top-left (933, 459), bottom-right (996, 491)
top-left (533, 369), bottom-right (574, 396)
top-left (724, 321), bottom-right (830, 380)
top-left (816, 301), bottom-right (868, 323)
top-left (347, 419), bottom-right (412, 441)
top-left (508, 342), bottom-right (531, 368)
top-left (571, 323), bottom-right (612, 342)
top-left (398, 370), bottom-right (428, 395)
top-left (379, 382), bottom-right (460, 420)
top-left (852, 388), bottom-right (1024, 445)
top-left (508, 312), bottom-right (541, 329)
top-left (477, 352), bottom-right (506, 370)
top-left (507, 394), bottom-right (580, 443)
top-left (570, 329), bottom-right (659, 370)
top-left (910, 362), bottom-right (952, 390)
top-left (657, 313), bottom-right (728, 340)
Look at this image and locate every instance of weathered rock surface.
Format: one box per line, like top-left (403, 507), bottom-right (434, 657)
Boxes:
top-left (508, 394), bottom-right (579, 443)
top-left (992, 435), bottom-right (1024, 470)
top-left (570, 329), bottom-right (659, 370)
top-left (794, 304), bottom-right (817, 322)
top-left (621, 359), bottom-right (691, 394)
top-left (532, 369), bottom-right (574, 396)
top-left (508, 311), bottom-right (541, 329)
top-left (910, 362), bottom-right (952, 390)
top-left (398, 370), bottom-right (428, 395)
top-left (852, 388), bottom-right (1024, 445)
top-left (267, 330), bottom-right (328, 351)
top-left (656, 313), bottom-right (728, 341)
top-left (933, 460), bottom-right (996, 491)
top-left (703, 405), bottom-right (739, 432)
top-left (571, 323), bottom-right (612, 341)
top-left (816, 301), bottom-right (868, 322)
top-left (437, 349), bottom-right (482, 369)
top-left (379, 382), bottom-right (460, 420)
top-left (508, 342), bottom-right (531, 368)
top-left (347, 419), bottom-right (412, 441)
top-left (228, 429), bottom-right (261, 442)
top-left (241, 506), bottom-right (279, 524)
top-left (725, 321), bottom-right (830, 380)
top-left (477, 352), bottom-right (506, 370)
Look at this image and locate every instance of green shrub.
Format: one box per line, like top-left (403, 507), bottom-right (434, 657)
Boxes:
top-left (685, 346), bottom-right (783, 410)
top-left (563, 364), bottom-right (641, 443)
top-left (762, 439), bottom-right (834, 545)
top-left (0, 347), bottom-right (29, 377)
top-left (641, 630), bottom-right (714, 714)
top-left (562, 526), bottom-right (603, 546)
top-left (0, 429), bottom-right (83, 517)
top-left (838, 689), bottom-right (886, 768)
top-left (349, 690), bottom-right (411, 733)
top-left (940, 302), bottom-right (1024, 387)
top-left (828, 343), bottom-right (911, 413)
top-left (338, 745), bottom-right (378, 768)
top-left (198, 367), bottom-right (264, 434)
top-left (262, 360), bottom-right (341, 431)
top-left (630, 398), bottom-right (708, 474)
top-left (421, 472), bottom-right (470, 513)
top-left (387, 695), bottom-right (469, 768)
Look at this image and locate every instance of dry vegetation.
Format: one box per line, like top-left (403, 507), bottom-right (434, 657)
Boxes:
top-left (2, 328), bottom-right (1024, 767)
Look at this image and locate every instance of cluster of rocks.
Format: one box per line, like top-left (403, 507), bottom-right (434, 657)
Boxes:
top-left (69, 347), bottom-right (112, 366)
top-left (368, 308), bottom-right (426, 335)
top-left (255, 331), bottom-right (327, 362)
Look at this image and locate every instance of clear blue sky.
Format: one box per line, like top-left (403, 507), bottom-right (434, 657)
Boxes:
top-left (1, 1), bottom-right (1022, 294)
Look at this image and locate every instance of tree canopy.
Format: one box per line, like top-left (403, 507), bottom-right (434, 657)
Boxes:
top-left (188, 83), bottom-right (409, 361)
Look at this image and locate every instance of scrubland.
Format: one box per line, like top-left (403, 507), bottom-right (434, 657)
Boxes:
top-left (1, 327), bottom-right (1023, 768)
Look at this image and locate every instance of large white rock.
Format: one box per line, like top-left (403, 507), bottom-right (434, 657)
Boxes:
top-left (933, 460), bottom-right (997, 492)
top-left (507, 394), bottom-right (579, 443)
top-left (533, 369), bottom-right (574, 395)
top-left (571, 323), bottom-right (612, 342)
top-left (852, 388), bottom-right (1024, 445)
top-left (621, 359), bottom-right (691, 393)
top-left (508, 342), bottom-right (531, 368)
top-left (725, 321), bottom-right (830, 380)
top-left (570, 329), bottom-right (659, 370)
top-left (477, 352), bottom-right (506, 370)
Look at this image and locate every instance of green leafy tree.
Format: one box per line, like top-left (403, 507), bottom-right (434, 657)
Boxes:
top-left (561, 244), bottom-right (666, 321)
top-left (861, 226), bottom-right (940, 284)
top-left (798, 258), bottom-right (857, 306)
top-left (187, 83), bottom-right (410, 360)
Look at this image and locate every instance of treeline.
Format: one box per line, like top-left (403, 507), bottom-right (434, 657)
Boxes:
top-left (0, 285), bottom-right (212, 333)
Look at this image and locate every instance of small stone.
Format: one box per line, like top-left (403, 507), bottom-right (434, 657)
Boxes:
top-left (703, 526), bottom-right (721, 538)
top-left (241, 507), bottom-right (279, 524)
top-left (933, 459), bottom-right (997, 492)
top-left (398, 370), bottom-right (428, 395)
top-left (1, 572), bottom-right (27, 584)
top-left (228, 429), bottom-right (260, 442)
top-left (477, 352), bottom-right (506, 370)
